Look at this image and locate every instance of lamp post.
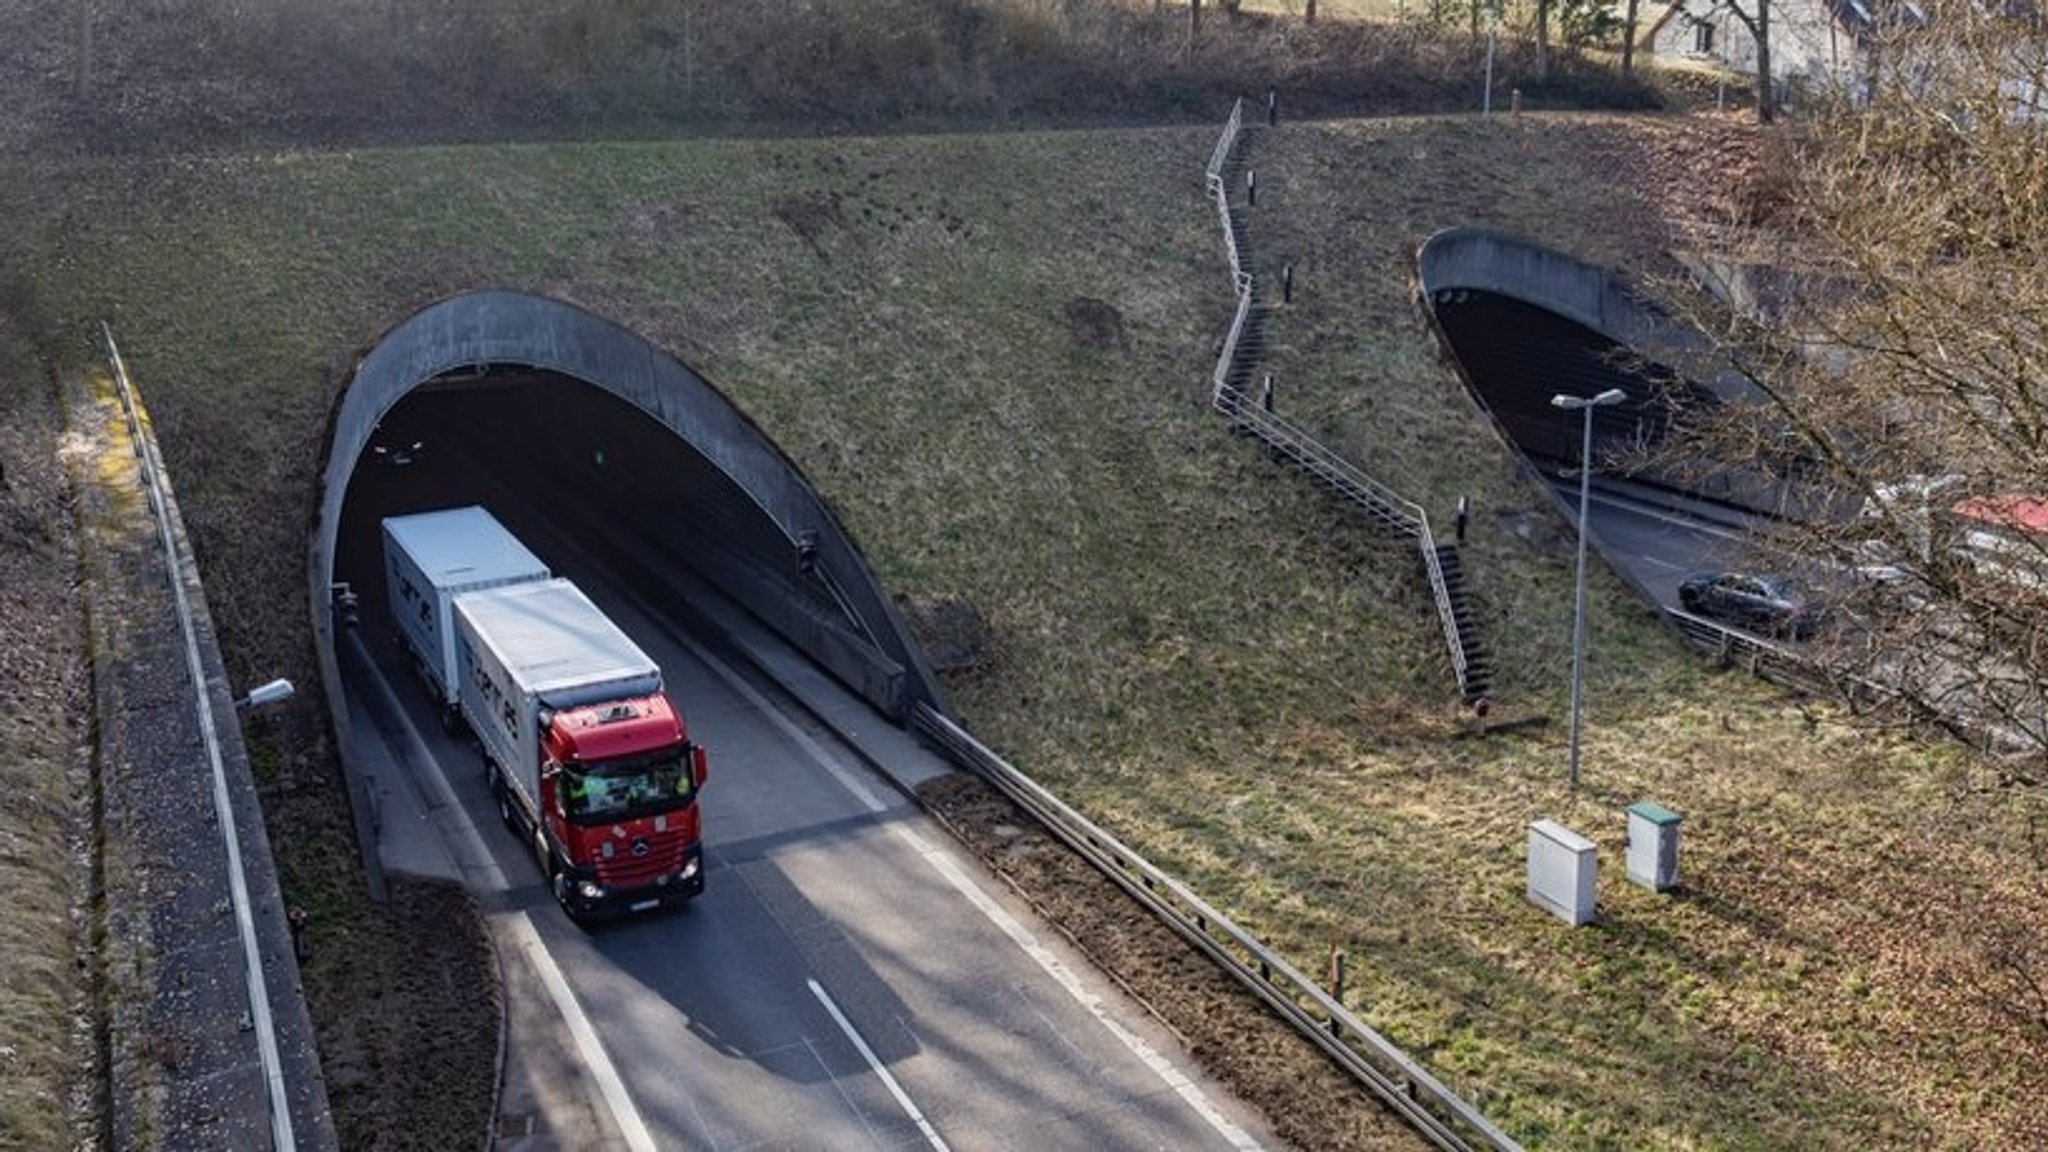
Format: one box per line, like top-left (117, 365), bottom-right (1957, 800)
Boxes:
top-left (1551, 387), bottom-right (1627, 790)
top-left (1482, 11), bottom-right (1499, 117)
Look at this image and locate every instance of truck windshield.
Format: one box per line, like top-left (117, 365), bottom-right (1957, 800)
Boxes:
top-left (559, 748), bottom-right (695, 823)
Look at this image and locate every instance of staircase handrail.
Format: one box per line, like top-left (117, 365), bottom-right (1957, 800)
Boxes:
top-left (1416, 518), bottom-right (1477, 700)
top-left (1203, 101), bottom-right (1487, 705)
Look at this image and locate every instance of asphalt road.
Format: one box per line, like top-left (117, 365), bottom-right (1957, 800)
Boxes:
top-left (1559, 475), bottom-right (1772, 609)
top-left (342, 532), bottom-right (1277, 1151)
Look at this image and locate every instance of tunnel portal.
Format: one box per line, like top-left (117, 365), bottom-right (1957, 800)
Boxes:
top-left (312, 290), bottom-right (945, 729)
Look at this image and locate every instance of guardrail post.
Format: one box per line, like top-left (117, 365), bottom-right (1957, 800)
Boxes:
top-left (1267, 88), bottom-right (1278, 125)
top-left (1246, 167), bottom-right (1256, 206)
top-left (1282, 262), bottom-right (1294, 303)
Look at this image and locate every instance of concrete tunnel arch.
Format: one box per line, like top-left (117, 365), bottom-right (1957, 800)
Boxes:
top-left (1413, 227), bottom-right (1790, 513)
top-left (310, 289), bottom-right (949, 739)
top-left (1415, 226), bottom-right (1691, 468)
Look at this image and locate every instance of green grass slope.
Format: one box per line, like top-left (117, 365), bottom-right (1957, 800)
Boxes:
top-left (12, 113), bottom-right (2048, 1148)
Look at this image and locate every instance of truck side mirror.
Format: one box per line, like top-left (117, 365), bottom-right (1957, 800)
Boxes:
top-left (691, 744), bottom-right (709, 788)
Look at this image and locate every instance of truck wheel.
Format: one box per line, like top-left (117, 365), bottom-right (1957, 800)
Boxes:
top-left (491, 767), bottom-right (515, 829)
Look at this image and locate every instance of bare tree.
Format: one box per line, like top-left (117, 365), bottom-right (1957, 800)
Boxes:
top-left (1722, 0), bottom-right (1776, 122)
top-left (1654, 0), bottom-right (2048, 770)
top-left (1622, 0), bottom-right (1641, 74)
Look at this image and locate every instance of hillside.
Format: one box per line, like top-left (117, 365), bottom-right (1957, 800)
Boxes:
top-left (5, 4), bottom-right (2048, 1150)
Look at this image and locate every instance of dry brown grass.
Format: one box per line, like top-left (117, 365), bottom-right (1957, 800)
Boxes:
top-left (0, 329), bottom-right (92, 1151)
top-left (0, 2), bottom-right (2040, 1142)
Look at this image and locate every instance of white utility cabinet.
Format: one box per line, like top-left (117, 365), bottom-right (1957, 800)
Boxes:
top-left (1527, 819), bottom-right (1597, 926)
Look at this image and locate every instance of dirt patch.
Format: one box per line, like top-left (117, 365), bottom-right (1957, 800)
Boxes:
top-left (897, 594), bottom-right (991, 673)
top-left (773, 190), bottom-right (847, 255)
top-left (1064, 296), bottom-right (1129, 352)
top-left (918, 771), bottom-right (1430, 1152)
top-left (307, 877), bottom-right (498, 1151)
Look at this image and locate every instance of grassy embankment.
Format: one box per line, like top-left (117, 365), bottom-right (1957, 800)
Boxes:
top-left (11, 112), bottom-right (2048, 1149)
top-left (0, 334), bottom-right (94, 1151)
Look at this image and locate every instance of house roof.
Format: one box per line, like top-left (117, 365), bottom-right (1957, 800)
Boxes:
top-left (1954, 494), bottom-right (2048, 536)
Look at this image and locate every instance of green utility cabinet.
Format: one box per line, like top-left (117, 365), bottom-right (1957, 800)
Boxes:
top-left (1626, 801), bottom-right (1682, 892)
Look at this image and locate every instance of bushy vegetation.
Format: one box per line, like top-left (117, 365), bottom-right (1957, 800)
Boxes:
top-left (46, 0), bottom-right (1670, 153)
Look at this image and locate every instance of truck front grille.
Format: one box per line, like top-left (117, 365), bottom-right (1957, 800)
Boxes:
top-left (593, 833), bottom-right (689, 888)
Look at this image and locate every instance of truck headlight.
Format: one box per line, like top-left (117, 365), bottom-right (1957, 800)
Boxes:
top-left (679, 857), bottom-right (700, 882)
top-left (577, 880), bottom-right (605, 901)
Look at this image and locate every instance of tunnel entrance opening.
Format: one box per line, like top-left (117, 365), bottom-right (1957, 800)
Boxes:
top-left (1428, 288), bottom-right (1691, 478)
top-left (335, 367), bottom-right (851, 658)
top-left (1416, 228), bottom-right (1826, 523)
top-left (313, 291), bottom-right (944, 749)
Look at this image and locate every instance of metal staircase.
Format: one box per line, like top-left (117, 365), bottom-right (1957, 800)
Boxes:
top-left (1205, 98), bottom-right (1493, 709)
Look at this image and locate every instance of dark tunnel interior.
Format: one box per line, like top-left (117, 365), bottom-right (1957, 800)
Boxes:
top-left (1426, 288), bottom-right (1698, 473)
top-left (334, 369), bottom-right (848, 665)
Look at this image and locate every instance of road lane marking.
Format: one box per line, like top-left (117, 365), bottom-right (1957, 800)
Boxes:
top-left (808, 980), bottom-right (951, 1152)
top-left (1583, 488), bottom-right (1749, 541)
top-left (346, 632), bottom-right (508, 890)
top-left (677, 632), bottom-right (1266, 1150)
top-left (350, 634), bottom-right (656, 1152)
top-left (897, 826), bottom-right (1266, 1151)
top-left (511, 914), bottom-right (659, 1152)
top-left (676, 635), bottom-right (891, 814)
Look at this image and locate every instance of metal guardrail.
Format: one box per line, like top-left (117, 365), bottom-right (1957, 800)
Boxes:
top-left (1664, 606), bottom-right (1864, 698)
top-left (912, 703), bottom-right (1524, 1152)
top-left (101, 324), bottom-right (297, 1151)
top-left (1202, 102), bottom-right (1483, 703)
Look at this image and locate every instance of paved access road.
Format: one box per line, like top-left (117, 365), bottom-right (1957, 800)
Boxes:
top-left (344, 548), bottom-right (1275, 1151)
top-left (1556, 476), bottom-right (1769, 609)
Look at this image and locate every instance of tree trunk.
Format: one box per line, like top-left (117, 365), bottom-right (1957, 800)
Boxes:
top-left (1622, 0), bottom-right (1640, 74)
top-left (1755, 0), bottom-right (1775, 122)
top-left (1536, 0), bottom-right (1553, 80)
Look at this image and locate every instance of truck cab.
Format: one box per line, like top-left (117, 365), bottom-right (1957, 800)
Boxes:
top-left (526, 695), bottom-right (708, 917)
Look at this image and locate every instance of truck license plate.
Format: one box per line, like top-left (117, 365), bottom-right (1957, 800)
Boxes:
top-left (630, 899), bottom-right (660, 913)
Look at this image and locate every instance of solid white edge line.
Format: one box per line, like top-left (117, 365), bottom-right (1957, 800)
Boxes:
top-left (343, 631), bottom-right (508, 890)
top-left (348, 633), bottom-right (656, 1151)
top-left (673, 619), bottom-right (1261, 1149)
top-left (808, 979), bottom-right (952, 1152)
top-left (900, 831), bottom-right (1265, 1152)
top-left (673, 633), bottom-right (889, 814)
top-left (509, 913), bottom-right (660, 1152)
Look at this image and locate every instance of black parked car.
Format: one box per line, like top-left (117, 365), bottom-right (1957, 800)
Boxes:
top-left (1678, 571), bottom-right (1827, 639)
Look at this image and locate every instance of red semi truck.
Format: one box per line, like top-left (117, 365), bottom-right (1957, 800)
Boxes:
top-left (383, 511), bottom-right (707, 919)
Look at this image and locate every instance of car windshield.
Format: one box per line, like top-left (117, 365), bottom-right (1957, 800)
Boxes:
top-left (559, 748), bottom-right (695, 823)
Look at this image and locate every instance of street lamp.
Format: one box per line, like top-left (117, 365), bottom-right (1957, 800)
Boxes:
top-left (236, 678), bottom-right (295, 710)
top-left (1551, 387), bottom-right (1627, 790)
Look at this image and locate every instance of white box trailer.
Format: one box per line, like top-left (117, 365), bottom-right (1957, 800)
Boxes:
top-left (454, 578), bottom-right (667, 819)
top-left (382, 506), bottom-right (551, 718)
